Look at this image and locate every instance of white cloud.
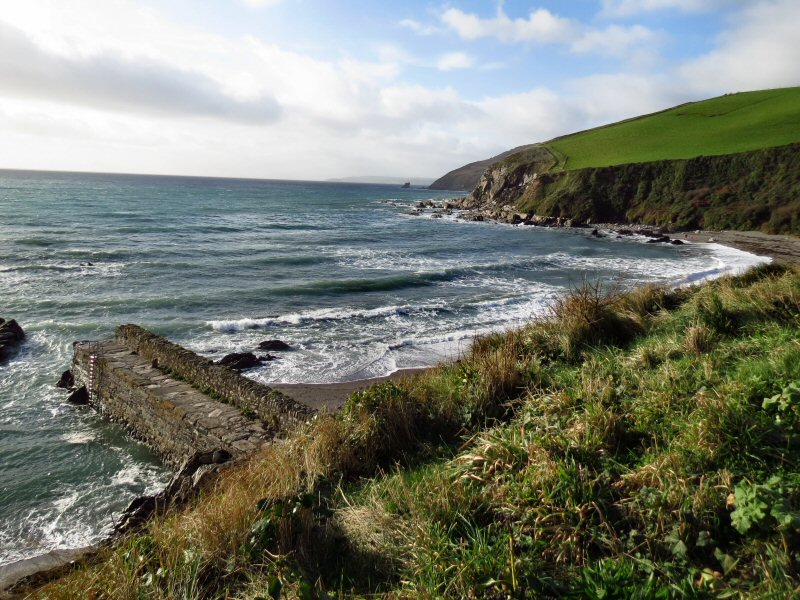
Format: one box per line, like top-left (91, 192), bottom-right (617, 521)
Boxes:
top-left (0, 0), bottom-right (796, 181)
top-left (436, 5), bottom-right (658, 57)
top-left (436, 52), bottom-right (474, 71)
top-left (399, 18), bottom-right (442, 36)
top-left (0, 21), bottom-right (281, 123)
top-left (601, 0), bottom-right (748, 17)
top-left (570, 24), bottom-right (659, 57)
top-left (441, 6), bottom-right (576, 44)
top-left (678, 0), bottom-right (800, 93)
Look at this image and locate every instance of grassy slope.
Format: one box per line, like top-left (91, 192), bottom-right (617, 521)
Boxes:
top-left (546, 87), bottom-right (800, 171)
top-left (34, 265), bottom-right (800, 599)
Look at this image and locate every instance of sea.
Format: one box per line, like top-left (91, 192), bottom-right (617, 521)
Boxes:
top-left (0, 169), bottom-right (769, 567)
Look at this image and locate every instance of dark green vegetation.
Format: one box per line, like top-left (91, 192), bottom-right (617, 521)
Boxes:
top-left (548, 88), bottom-right (800, 171)
top-left (513, 142), bottom-right (800, 233)
top-left (35, 265), bottom-right (800, 598)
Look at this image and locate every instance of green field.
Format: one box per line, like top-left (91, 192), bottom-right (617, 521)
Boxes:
top-left (547, 87), bottom-right (800, 171)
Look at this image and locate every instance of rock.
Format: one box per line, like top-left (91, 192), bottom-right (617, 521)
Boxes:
top-left (670, 239), bottom-right (685, 245)
top-left (431, 213), bottom-right (443, 219)
top-left (211, 449), bottom-right (231, 464)
top-left (646, 235), bottom-right (671, 244)
top-left (67, 386), bottom-right (89, 405)
top-left (56, 370), bottom-right (75, 390)
top-left (218, 352), bottom-right (262, 370)
top-left (191, 465), bottom-right (218, 490)
top-left (0, 318), bottom-right (25, 362)
top-left (258, 354), bottom-right (276, 362)
top-left (115, 495), bottom-right (158, 532)
top-left (591, 228), bottom-right (601, 237)
top-left (258, 340), bottom-right (291, 351)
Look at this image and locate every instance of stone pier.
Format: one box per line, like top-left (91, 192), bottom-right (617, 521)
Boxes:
top-left (71, 325), bottom-right (316, 467)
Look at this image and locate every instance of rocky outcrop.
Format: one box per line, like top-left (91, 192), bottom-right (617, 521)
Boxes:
top-left (218, 352), bottom-right (262, 371)
top-left (56, 369), bottom-right (75, 389)
top-left (429, 143), bottom-right (542, 191)
top-left (0, 318), bottom-right (25, 362)
top-left (114, 449), bottom-right (231, 534)
top-left (258, 340), bottom-right (291, 351)
top-left (462, 142), bottom-right (800, 234)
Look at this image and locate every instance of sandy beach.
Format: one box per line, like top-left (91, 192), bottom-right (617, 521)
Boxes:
top-left (678, 229), bottom-right (800, 265)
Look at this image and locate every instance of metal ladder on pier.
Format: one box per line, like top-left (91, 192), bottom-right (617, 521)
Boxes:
top-left (87, 342), bottom-right (105, 403)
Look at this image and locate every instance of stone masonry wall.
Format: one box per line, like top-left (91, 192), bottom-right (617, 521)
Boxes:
top-left (73, 342), bottom-right (218, 467)
top-left (115, 325), bottom-right (316, 431)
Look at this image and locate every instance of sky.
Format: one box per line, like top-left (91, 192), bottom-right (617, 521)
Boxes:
top-left (0, 0), bottom-right (798, 181)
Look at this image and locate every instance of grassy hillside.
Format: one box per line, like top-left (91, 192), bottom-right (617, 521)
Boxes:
top-left (548, 87), bottom-right (800, 171)
top-left (33, 265), bottom-right (800, 599)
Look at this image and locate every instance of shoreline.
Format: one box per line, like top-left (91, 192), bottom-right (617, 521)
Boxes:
top-left (270, 222), bottom-right (800, 412)
top-left (270, 367), bottom-right (430, 411)
top-left (671, 229), bottom-right (800, 265)
top-left (417, 198), bottom-right (800, 265)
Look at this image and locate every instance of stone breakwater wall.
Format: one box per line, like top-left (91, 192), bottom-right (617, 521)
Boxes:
top-left (72, 340), bottom-right (271, 468)
top-left (115, 324), bottom-right (316, 430)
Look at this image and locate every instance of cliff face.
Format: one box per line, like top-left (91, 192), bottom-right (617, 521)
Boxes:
top-left (428, 144), bottom-right (541, 191)
top-left (465, 143), bottom-right (800, 234)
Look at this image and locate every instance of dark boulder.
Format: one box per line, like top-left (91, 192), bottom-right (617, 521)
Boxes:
top-left (67, 386), bottom-right (89, 405)
top-left (258, 340), bottom-right (291, 351)
top-left (670, 239), bottom-right (685, 245)
top-left (646, 235), bottom-right (672, 244)
top-left (56, 370), bottom-right (75, 390)
top-left (218, 352), bottom-right (262, 370)
top-left (0, 318), bottom-right (25, 362)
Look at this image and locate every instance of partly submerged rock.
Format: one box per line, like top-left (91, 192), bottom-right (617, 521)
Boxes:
top-left (67, 386), bottom-right (89, 405)
top-left (258, 340), bottom-right (291, 351)
top-left (0, 318), bottom-right (25, 362)
top-left (218, 352), bottom-right (262, 370)
top-left (56, 369), bottom-right (75, 390)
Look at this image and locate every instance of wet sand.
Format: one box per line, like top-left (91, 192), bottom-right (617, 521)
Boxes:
top-left (678, 230), bottom-right (800, 265)
top-left (270, 367), bottom-right (430, 412)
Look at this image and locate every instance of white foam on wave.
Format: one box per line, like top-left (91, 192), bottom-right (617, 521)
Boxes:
top-left (62, 432), bottom-right (96, 445)
top-left (208, 302), bottom-right (446, 332)
top-left (673, 242), bottom-right (771, 286)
